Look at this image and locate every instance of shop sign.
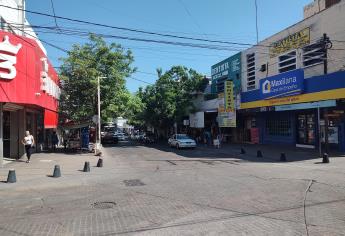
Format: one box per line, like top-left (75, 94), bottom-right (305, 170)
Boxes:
top-left (218, 111), bottom-right (236, 127)
top-left (41, 58), bottom-right (61, 100)
top-left (224, 80), bottom-right (235, 111)
top-left (269, 28), bottom-right (310, 58)
top-left (211, 53), bottom-right (241, 94)
top-left (275, 100), bottom-right (336, 111)
top-left (0, 35), bottom-right (22, 80)
top-left (260, 69), bottom-right (304, 100)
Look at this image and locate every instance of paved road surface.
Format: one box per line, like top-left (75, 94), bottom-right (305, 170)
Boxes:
top-left (0, 141), bottom-right (345, 235)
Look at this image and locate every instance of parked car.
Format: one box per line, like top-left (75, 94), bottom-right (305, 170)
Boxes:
top-left (101, 126), bottom-right (118, 144)
top-left (168, 134), bottom-right (196, 149)
top-left (101, 131), bottom-right (118, 144)
top-left (116, 133), bottom-right (127, 141)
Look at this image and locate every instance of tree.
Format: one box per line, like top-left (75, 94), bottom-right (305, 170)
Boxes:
top-left (59, 34), bottom-right (136, 123)
top-left (138, 66), bottom-right (208, 135)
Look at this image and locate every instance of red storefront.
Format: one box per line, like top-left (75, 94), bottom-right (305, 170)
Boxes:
top-left (0, 31), bottom-right (60, 161)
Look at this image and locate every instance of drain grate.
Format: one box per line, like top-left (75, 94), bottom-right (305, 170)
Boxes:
top-left (92, 201), bottom-right (116, 209)
top-left (123, 179), bottom-right (145, 187)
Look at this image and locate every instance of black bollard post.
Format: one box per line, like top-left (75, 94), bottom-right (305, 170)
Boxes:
top-left (240, 148), bottom-right (246, 154)
top-left (83, 161), bottom-right (90, 172)
top-left (322, 153), bottom-right (329, 163)
top-left (280, 153), bottom-right (287, 162)
top-left (96, 158), bottom-right (103, 167)
top-left (257, 150), bottom-right (263, 158)
top-left (7, 169), bottom-right (17, 183)
top-left (52, 165), bottom-right (61, 178)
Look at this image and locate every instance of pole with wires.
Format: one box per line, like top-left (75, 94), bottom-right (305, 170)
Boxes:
top-left (255, 0), bottom-right (259, 44)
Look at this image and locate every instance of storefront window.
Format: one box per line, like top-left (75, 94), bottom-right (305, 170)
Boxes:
top-left (266, 118), bottom-right (292, 136)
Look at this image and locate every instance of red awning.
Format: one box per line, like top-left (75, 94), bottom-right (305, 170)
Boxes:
top-left (44, 109), bottom-right (58, 129)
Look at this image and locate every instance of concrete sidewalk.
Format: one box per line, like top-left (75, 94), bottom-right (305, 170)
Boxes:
top-left (194, 142), bottom-right (343, 162)
top-left (0, 150), bottom-right (108, 191)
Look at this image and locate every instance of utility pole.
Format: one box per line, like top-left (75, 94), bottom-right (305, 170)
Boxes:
top-left (255, 0), bottom-right (259, 44)
top-left (19, 0), bottom-right (25, 36)
top-left (96, 76), bottom-right (106, 153)
top-left (323, 33), bottom-right (332, 154)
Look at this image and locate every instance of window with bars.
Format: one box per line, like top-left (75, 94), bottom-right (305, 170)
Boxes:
top-left (266, 118), bottom-right (292, 136)
top-left (302, 41), bottom-right (324, 67)
top-left (278, 51), bottom-right (297, 73)
top-left (246, 53), bottom-right (256, 90)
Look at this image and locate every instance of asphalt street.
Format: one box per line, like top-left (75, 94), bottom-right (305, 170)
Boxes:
top-left (0, 141), bottom-right (345, 235)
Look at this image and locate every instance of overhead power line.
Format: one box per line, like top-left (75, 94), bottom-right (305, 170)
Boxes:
top-left (50, 0), bottom-right (59, 29)
top-left (0, 4), bottom-right (261, 48)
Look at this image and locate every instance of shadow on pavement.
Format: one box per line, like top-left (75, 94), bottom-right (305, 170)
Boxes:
top-left (107, 140), bottom-right (345, 163)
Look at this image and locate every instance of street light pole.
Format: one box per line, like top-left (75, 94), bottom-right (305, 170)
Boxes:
top-left (96, 76), bottom-right (106, 153)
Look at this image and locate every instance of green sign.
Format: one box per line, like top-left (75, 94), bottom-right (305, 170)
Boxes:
top-left (211, 52), bottom-right (241, 94)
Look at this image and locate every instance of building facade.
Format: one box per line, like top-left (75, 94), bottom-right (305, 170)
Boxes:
top-left (238, 0), bottom-right (345, 151)
top-left (0, 0), bottom-right (60, 165)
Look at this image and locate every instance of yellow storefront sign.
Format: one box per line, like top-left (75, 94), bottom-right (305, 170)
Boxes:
top-left (224, 80), bottom-right (235, 111)
top-left (240, 88), bottom-right (345, 109)
top-left (269, 28), bottom-right (310, 58)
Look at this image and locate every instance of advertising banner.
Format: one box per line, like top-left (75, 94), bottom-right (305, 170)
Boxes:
top-left (260, 69), bottom-right (304, 100)
top-left (211, 52), bottom-right (241, 94)
top-left (0, 31), bottom-right (59, 112)
top-left (269, 28), bottom-right (310, 57)
top-left (218, 112), bottom-right (236, 128)
top-left (224, 80), bottom-right (235, 111)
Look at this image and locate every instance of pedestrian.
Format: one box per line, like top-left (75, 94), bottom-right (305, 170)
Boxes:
top-left (21, 130), bottom-right (35, 163)
top-left (52, 131), bottom-right (59, 152)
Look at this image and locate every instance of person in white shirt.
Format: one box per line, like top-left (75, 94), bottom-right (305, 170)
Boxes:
top-left (21, 131), bottom-right (35, 163)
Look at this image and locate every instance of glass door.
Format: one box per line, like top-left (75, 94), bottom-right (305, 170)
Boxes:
top-left (297, 113), bottom-right (315, 145)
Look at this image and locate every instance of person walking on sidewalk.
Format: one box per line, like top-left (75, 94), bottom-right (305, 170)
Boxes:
top-left (21, 131), bottom-right (35, 163)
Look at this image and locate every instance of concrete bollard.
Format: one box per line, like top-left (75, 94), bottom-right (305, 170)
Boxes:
top-left (96, 158), bottom-right (103, 167)
top-left (52, 165), bottom-right (61, 178)
top-left (280, 153), bottom-right (287, 162)
top-left (241, 148), bottom-right (246, 154)
top-left (257, 150), bottom-right (263, 158)
top-left (322, 153), bottom-right (329, 163)
top-left (83, 161), bottom-right (90, 172)
top-left (7, 169), bottom-right (17, 183)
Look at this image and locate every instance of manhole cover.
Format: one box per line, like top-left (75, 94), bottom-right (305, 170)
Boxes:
top-left (123, 179), bottom-right (145, 187)
top-left (92, 201), bottom-right (116, 209)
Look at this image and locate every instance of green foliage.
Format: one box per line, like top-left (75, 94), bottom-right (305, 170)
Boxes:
top-left (59, 34), bottom-right (136, 122)
top-left (138, 66), bottom-right (207, 131)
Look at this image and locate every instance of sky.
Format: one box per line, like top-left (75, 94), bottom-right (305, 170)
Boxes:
top-left (25, 0), bottom-right (311, 93)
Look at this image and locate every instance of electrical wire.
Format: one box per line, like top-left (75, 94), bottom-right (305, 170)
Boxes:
top-left (50, 0), bottom-right (59, 29)
top-left (0, 4), bottom-right (275, 49)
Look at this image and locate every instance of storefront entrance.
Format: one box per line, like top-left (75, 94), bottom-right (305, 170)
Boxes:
top-left (3, 111), bottom-right (10, 158)
top-left (296, 113), bottom-right (316, 148)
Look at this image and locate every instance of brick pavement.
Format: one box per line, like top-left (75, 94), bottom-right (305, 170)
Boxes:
top-left (0, 142), bottom-right (344, 235)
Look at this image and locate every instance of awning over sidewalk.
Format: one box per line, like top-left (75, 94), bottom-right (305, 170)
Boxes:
top-left (44, 109), bottom-right (58, 129)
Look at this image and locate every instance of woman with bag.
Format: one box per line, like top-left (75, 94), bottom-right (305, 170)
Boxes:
top-left (21, 131), bottom-right (35, 163)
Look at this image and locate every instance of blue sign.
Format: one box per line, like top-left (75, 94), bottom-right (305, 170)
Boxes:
top-left (260, 69), bottom-right (304, 99)
top-left (81, 127), bottom-right (89, 149)
top-left (275, 100), bottom-right (336, 111)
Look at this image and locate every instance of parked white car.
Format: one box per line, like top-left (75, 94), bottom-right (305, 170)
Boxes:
top-left (168, 134), bottom-right (196, 149)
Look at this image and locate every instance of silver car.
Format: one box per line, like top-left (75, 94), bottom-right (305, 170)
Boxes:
top-left (168, 134), bottom-right (196, 149)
